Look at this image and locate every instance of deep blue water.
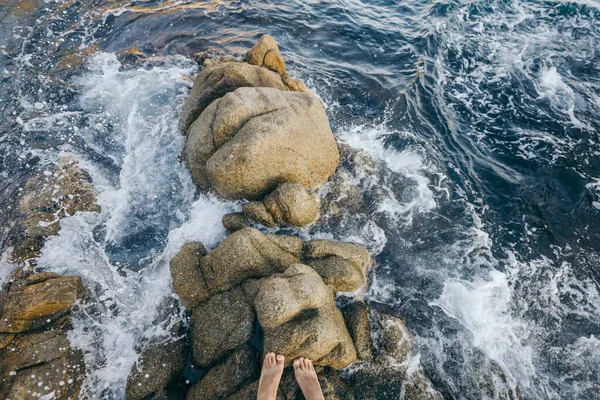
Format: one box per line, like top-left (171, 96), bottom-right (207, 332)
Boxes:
top-left (1, 0), bottom-right (599, 399)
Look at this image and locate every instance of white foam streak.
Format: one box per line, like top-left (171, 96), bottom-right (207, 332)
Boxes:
top-left (339, 124), bottom-right (437, 222)
top-left (33, 53), bottom-right (233, 398)
top-left (433, 270), bottom-right (535, 389)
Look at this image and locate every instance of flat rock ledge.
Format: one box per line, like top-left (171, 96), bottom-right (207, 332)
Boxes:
top-left (0, 157), bottom-right (98, 399)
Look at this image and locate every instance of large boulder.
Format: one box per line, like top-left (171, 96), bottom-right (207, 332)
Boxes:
top-left (303, 240), bottom-right (371, 292)
top-left (0, 275), bottom-right (84, 333)
top-left (187, 344), bottom-right (259, 399)
top-left (252, 264), bottom-right (357, 369)
top-left (190, 286), bottom-right (255, 368)
top-left (126, 339), bottom-right (187, 400)
top-left (169, 242), bottom-right (209, 309)
top-left (179, 62), bottom-right (287, 133)
top-left (199, 227), bottom-right (299, 294)
top-left (245, 34), bottom-right (286, 75)
top-left (183, 87), bottom-right (339, 200)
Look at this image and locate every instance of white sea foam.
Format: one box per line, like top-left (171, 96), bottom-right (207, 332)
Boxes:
top-left (433, 269), bottom-right (533, 390)
top-left (0, 251), bottom-right (16, 286)
top-left (338, 124), bottom-right (437, 223)
top-left (34, 53), bottom-right (233, 398)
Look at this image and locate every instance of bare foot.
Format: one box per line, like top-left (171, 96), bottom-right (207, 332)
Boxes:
top-left (257, 352), bottom-right (285, 400)
top-left (293, 357), bottom-right (324, 400)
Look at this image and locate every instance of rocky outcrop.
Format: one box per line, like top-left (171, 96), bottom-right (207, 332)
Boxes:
top-left (222, 212), bottom-right (251, 233)
top-left (245, 34), bottom-right (286, 76)
top-left (169, 33), bottom-right (442, 400)
top-left (187, 344), bottom-right (259, 399)
top-left (9, 157), bottom-right (100, 262)
top-left (169, 242), bottom-right (209, 309)
top-left (304, 240), bottom-right (371, 292)
top-left (199, 227), bottom-right (299, 294)
top-left (343, 301), bottom-right (374, 362)
top-left (0, 272), bottom-right (86, 400)
top-left (253, 264), bottom-right (357, 368)
top-left (126, 339), bottom-right (187, 400)
top-left (184, 87), bottom-right (339, 200)
top-left (243, 183), bottom-right (320, 227)
top-left (179, 62), bottom-right (287, 133)
top-left (190, 286), bottom-right (255, 368)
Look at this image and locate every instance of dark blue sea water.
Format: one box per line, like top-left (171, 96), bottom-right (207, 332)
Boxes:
top-left (1, 0), bottom-right (599, 398)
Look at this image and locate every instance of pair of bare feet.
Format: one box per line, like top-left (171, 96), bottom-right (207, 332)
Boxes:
top-left (257, 353), bottom-right (324, 400)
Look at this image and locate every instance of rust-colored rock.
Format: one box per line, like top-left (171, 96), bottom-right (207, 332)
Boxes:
top-left (0, 275), bottom-right (84, 333)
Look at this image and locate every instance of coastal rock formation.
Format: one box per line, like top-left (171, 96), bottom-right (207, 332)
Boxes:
top-left (184, 87), bottom-right (339, 200)
top-left (126, 339), bottom-right (187, 400)
top-left (0, 272), bottom-right (86, 399)
top-left (304, 240), bottom-right (372, 292)
top-left (165, 33), bottom-right (443, 400)
top-left (199, 227), bottom-right (299, 294)
top-left (187, 344), bottom-right (259, 399)
top-left (9, 157), bottom-right (100, 262)
top-left (253, 264), bottom-right (357, 368)
top-left (245, 34), bottom-right (286, 76)
top-left (169, 242), bottom-right (209, 309)
top-left (243, 183), bottom-right (320, 227)
top-left (179, 62), bottom-right (287, 133)
top-left (190, 286), bottom-right (255, 368)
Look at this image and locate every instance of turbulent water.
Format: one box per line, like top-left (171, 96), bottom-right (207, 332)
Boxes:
top-left (1, 0), bottom-right (599, 399)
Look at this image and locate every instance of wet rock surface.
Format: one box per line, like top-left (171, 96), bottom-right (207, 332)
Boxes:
top-left (126, 339), bottom-right (188, 400)
top-left (0, 272), bottom-right (86, 400)
top-left (8, 157), bottom-right (100, 262)
top-left (190, 286), bottom-right (255, 368)
top-left (187, 344), bottom-right (259, 399)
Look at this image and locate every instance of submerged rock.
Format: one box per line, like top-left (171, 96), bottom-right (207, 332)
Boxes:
top-left (184, 87), bottom-right (339, 200)
top-left (10, 157), bottom-right (100, 262)
top-left (126, 339), bottom-right (187, 400)
top-left (190, 286), bottom-right (255, 368)
top-left (187, 344), bottom-right (259, 399)
top-left (252, 264), bottom-right (357, 369)
top-left (179, 62), bottom-right (287, 133)
top-left (169, 242), bottom-right (209, 309)
top-left (199, 227), bottom-right (299, 294)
